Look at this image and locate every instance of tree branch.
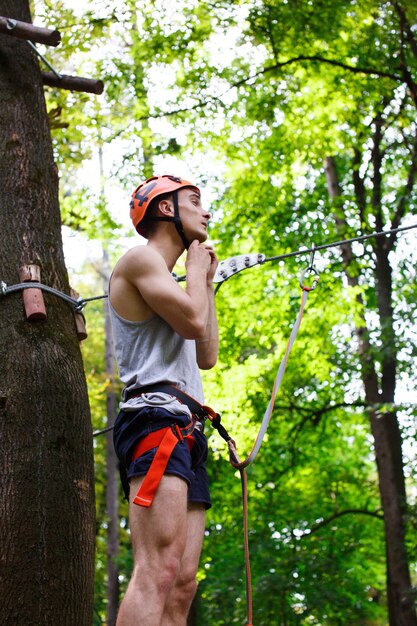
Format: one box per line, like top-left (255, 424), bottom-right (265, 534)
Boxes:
top-left (137, 98), bottom-right (220, 121)
top-left (231, 55), bottom-right (402, 91)
top-left (391, 0), bottom-right (417, 61)
top-left (134, 55), bottom-right (402, 123)
top-left (389, 128), bottom-right (417, 249)
top-left (299, 508), bottom-right (384, 537)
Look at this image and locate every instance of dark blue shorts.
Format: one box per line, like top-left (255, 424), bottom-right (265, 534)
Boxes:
top-left (113, 406), bottom-right (211, 509)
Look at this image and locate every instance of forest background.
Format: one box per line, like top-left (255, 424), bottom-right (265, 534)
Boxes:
top-left (4, 0), bottom-right (417, 624)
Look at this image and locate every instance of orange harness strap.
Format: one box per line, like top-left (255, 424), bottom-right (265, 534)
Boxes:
top-left (131, 425), bottom-right (194, 508)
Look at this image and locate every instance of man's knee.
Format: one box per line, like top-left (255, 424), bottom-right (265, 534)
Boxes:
top-left (170, 566), bottom-right (198, 607)
top-left (132, 553), bottom-right (182, 597)
top-left (180, 576), bottom-right (198, 605)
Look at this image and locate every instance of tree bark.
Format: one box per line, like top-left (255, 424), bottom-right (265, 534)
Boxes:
top-left (0, 2), bottom-right (95, 624)
top-left (325, 156), bottom-right (416, 626)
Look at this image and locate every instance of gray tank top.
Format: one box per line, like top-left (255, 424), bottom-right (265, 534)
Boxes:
top-left (108, 300), bottom-right (204, 404)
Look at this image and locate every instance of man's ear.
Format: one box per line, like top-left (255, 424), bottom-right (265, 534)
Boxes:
top-left (158, 198), bottom-right (174, 217)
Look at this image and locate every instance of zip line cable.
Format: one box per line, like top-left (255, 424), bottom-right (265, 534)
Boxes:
top-left (1, 222), bottom-right (415, 310)
top-left (262, 221), bottom-right (417, 264)
top-left (176, 222), bottom-right (417, 285)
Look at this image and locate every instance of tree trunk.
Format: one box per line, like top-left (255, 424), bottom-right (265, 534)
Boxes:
top-left (0, 2), bottom-right (95, 625)
top-left (325, 156), bottom-right (416, 626)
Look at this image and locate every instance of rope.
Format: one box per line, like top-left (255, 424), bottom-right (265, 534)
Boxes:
top-left (0, 280), bottom-right (106, 312)
top-left (92, 425), bottom-right (114, 437)
top-left (228, 287), bottom-right (310, 469)
top-left (221, 272), bottom-right (317, 626)
top-left (240, 468), bottom-right (253, 626)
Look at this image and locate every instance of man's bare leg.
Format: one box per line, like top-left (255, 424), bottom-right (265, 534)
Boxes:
top-left (116, 475), bottom-right (188, 626)
top-left (161, 503), bottom-right (206, 626)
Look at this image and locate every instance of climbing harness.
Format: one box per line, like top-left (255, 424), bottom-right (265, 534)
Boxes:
top-left (123, 383), bottom-right (223, 508)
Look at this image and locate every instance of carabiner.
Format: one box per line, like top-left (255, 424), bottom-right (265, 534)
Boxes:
top-left (299, 266), bottom-right (320, 292)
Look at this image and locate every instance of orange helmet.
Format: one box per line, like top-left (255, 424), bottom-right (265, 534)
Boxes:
top-left (130, 174), bottom-right (200, 245)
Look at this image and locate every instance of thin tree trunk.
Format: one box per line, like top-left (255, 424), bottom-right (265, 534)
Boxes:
top-left (97, 141), bottom-right (120, 624)
top-left (325, 156), bottom-right (416, 626)
top-left (0, 2), bottom-right (95, 624)
top-left (104, 247), bottom-right (120, 626)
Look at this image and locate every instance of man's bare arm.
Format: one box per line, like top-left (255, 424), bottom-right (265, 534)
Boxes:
top-left (196, 282), bottom-right (218, 369)
top-left (196, 245), bottom-right (219, 369)
top-left (117, 243), bottom-right (212, 339)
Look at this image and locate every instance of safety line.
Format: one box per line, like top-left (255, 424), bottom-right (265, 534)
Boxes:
top-left (93, 425), bottom-right (114, 437)
top-left (225, 280), bottom-right (313, 626)
top-left (262, 222), bottom-right (417, 264)
top-left (174, 222), bottom-right (417, 284)
top-left (0, 281), bottom-right (82, 308)
top-left (240, 468), bottom-right (253, 626)
top-left (0, 280), bottom-right (106, 311)
top-left (1, 223), bottom-right (415, 309)
top-left (80, 294), bottom-right (107, 304)
top-left (228, 287), bottom-right (310, 470)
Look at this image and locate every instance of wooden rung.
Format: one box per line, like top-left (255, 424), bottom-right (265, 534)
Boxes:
top-left (70, 289), bottom-right (88, 341)
top-left (0, 16), bottom-right (61, 47)
top-left (19, 264), bottom-right (47, 322)
top-left (42, 72), bottom-right (104, 95)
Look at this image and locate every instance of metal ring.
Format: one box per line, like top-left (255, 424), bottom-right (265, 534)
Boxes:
top-left (299, 267), bottom-right (320, 291)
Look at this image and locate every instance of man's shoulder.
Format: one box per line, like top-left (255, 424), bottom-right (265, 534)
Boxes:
top-left (122, 244), bottom-right (159, 262)
top-left (115, 244), bottom-right (165, 275)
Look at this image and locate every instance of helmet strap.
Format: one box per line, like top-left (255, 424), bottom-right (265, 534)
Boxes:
top-left (172, 190), bottom-right (190, 250)
top-left (146, 191), bottom-right (189, 249)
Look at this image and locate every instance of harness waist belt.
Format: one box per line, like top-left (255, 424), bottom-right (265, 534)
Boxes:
top-left (126, 383), bottom-right (209, 421)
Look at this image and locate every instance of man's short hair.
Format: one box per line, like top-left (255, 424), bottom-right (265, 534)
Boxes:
top-left (140, 191), bottom-right (173, 235)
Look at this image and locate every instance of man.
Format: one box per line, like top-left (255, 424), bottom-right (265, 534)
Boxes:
top-left (109, 174), bottom-right (218, 626)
